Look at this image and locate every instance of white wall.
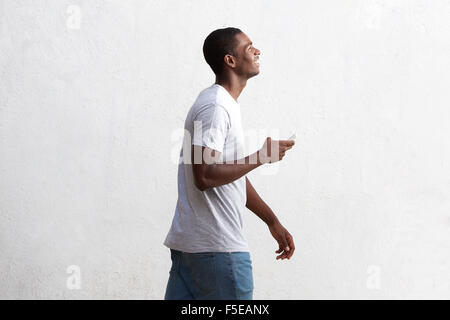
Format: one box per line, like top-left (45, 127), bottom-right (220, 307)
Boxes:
top-left (1, 0), bottom-right (449, 299)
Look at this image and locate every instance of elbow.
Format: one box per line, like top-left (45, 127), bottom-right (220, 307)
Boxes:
top-left (194, 177), bottom-right (210, 192)
top-left (192, 164), bottom-right (214, 191)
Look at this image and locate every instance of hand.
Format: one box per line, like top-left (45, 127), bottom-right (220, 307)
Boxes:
top-left (258, 137), bottom-right (295, 164)
top-left (268, 221), bottom-right (295, 260)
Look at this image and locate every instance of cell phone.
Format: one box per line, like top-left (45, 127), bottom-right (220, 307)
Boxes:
top-left (288, 133), bottom-right (296, 140)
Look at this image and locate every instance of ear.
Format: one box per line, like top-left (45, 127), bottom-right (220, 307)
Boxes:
top-left (224, 54), bottom-right (236, 69)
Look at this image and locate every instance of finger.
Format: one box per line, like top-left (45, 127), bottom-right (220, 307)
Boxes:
top-left (287, 247), bottom-right (295, 259)
top-left (277, 250), bottom-right (289, 260)
top-left (276, 244), bottom-right (284, 259)
top-left (281, 236), bottom-right (289, 252)
top-left (280, 140), bottom-right (295, 147)
top-left (286, 234), bottom-right (295, 259)
top-left (287, 243), bottom-right (294, 259)
top-left (275, 242), bottom-right (283, 254)
top-left (276, 253), bottom-right (285, 260)
top-left (281, 236), bottom-right (290, 259)
top-left (276, 249), bottom-right (288, 260)
top-left (287, 244), bottom-right (294, 259)
top-left (280, 141), bottom-right (294, 147)
top-left (281, 246), bottom-right (290, 258)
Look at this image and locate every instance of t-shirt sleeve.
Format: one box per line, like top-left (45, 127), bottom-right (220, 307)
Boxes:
top-left (192, 104), bottom-right (231, 153)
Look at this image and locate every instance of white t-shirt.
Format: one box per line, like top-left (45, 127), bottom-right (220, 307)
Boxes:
top-left (163, 84), bottom-right (249, 253)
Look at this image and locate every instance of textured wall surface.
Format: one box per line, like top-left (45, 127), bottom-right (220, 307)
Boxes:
top-left (1, 0), bottom-right (450, 299)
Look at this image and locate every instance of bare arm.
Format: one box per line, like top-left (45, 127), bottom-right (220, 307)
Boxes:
top-left (191, 145), bottom-right (262, 191)
top-left (245, 176), bottom-right (295, 260)
top-left (191, 137), bottom-right (294, 191)
top-left (245, 176), bottom-right (279, 226)
top-left (190, 136), bottom-right (296, 260)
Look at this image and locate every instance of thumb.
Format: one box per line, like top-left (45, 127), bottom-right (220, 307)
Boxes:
top-left (281, 235), bottom-right (289, 251)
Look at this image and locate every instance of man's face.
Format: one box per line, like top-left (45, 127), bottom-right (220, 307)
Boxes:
top-left (228, 33), bottom-right (261, 79)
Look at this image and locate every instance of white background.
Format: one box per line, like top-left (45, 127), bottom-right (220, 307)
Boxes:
top-left (1, 0), bottom-right (449, 299)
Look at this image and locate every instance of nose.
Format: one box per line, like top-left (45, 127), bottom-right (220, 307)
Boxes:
top-left (255, 47), bottom-right (261, 56)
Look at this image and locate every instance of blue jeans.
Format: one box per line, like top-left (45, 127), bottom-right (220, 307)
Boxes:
top-left (164, 249), bottom-right (254, 300)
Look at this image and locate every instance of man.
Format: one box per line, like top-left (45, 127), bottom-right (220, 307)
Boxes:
top-left (163, 27), bottom-right (295, 300)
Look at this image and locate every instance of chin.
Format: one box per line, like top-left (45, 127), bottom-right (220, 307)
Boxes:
top-left (247, 69), bottom-right (260, 79)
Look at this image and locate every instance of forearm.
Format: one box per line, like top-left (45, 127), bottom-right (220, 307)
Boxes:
top-left (245, 176), bottom-right (280, 226)
top-left (202, 151), bottom-right (262, 189)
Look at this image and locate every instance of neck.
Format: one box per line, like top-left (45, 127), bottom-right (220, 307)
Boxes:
top-left (215, 72), bottom-right (247, 102)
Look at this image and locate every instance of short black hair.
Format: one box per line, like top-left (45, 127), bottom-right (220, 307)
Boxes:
top-left (203, 27), bottom-right (243, 75)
